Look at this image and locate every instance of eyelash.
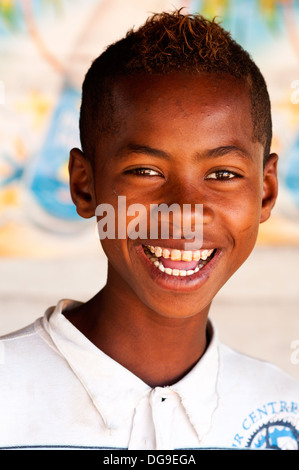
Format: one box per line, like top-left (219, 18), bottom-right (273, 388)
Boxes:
top-left (205, 170), bottom-right (241, 181)
top-left (125, 168), bottom-right (241, 181)
top-left (125, 167), bottom-right (162, 177)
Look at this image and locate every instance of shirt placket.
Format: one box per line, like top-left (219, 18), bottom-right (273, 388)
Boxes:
top-left (150, 387), bottom-right (178, 450)
top-left (128, 388), bottom-right (179, 450)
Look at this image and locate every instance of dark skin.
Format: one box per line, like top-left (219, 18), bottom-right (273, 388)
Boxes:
top-left (66, 72), bottom-right (278, 388)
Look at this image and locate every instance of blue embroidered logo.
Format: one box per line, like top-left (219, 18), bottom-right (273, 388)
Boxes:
top-left (246, 420), bottom-right (299, 450)
top-left (232, 401), bottom-right (299, 450)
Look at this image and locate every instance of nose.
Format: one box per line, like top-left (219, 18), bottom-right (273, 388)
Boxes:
top-left (150, 175), bottom-right (214, 248)
top-left (164, 176), bottom-right (215, 227)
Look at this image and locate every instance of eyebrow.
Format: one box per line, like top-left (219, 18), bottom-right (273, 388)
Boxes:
top-left (117, 143), bottom-right (251, 161)
top-left (117, 144), bottom-right (170, 160)
top-left (200, 145), bottom-right (252, 160)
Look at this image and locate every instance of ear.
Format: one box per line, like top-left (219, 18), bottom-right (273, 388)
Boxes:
top-left (260, 153), bottom-right (279, 224)
top-left (69, 148), bottom-right (96, 219)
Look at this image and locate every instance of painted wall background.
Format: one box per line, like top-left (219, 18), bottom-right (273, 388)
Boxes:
top-left (0, 0), bottom-right (299, 381)
top-left (0, 0), bottom-right (299, 258)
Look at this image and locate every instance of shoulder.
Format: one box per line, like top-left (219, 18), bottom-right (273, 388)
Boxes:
top-left (0, 320), bottom-right (42, 356)
top-left (0, 319), bottom-right (64, 379)
top-left (216, 343), bottom-right (299, 450)
top-left (0, 318), bottom-right (56, 350)
top-left (218, 342), bottom-right (299, 395)
top-left (0, 316), bottom-right (81, 410)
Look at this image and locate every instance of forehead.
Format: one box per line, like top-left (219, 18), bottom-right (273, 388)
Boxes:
top-left (111, 72), bottom-right (253, 138)
top-left (94, 71), bottom-right (261, 166)
top-left (115, 72), bottom-right (250, 102)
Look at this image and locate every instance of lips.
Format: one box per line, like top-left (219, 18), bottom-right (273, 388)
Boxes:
top-left (143, 245), bottom-right (216, 277)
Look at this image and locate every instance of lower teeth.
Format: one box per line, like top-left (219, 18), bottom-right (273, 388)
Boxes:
top-left (145, 247), bottom-right (208, 276)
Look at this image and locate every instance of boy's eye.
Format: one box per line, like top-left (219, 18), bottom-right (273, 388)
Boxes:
top-left (125, 167), bottom-right (162, 177)
top-left (205, 170), bottom-right (240, 180)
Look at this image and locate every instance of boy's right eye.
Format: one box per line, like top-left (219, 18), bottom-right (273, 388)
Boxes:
top-left (124, 167), bottom-right (162, 177)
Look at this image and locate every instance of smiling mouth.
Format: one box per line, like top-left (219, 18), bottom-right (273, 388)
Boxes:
top-left (143, 245), bottom-right (216, 277)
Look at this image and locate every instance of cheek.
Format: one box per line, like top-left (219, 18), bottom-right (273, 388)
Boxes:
top-left (235, 198), bottom-right (261, 232)
top-left (101, 237), bottom-right (128, 266)
top-left (100, 237), bottom-right (139, 292)
top-left (100, 230), bottom-right (143, 285)
top-left (225, 192), bottom-right (262, 270)
top-left (227, 179), bottom-right (262, 230)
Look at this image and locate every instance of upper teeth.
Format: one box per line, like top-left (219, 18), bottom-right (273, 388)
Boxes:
top-left (147, 245), bottom-right (214, 261)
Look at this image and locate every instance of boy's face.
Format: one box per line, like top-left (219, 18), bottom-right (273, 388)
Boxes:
top-left (70, 72), bottom-right (278, 319)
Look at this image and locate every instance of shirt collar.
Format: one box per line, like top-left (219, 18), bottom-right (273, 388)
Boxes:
top-left (42, 299), bottom-right (220, 438)
top-left (42, 299), bottom-right (151, 430)
top-left (169, 320), bottom-right (220, 441)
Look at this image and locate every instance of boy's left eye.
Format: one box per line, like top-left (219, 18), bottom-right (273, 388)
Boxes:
top-left (205, 170), bottom-right (240, 180)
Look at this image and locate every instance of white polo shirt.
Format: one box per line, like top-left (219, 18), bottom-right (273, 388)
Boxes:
top-left (0, 299), bottom-right (299, 450)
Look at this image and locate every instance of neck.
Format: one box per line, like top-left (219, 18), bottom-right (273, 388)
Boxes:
top-left (65, 274), bottom-right (211, 388)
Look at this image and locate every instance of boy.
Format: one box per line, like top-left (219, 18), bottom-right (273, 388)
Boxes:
top-left (1, 10), bottom-right (299, 451)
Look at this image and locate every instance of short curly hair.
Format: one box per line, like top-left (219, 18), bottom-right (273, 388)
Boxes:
top-left (79, 10), bottom-right (272, 164)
